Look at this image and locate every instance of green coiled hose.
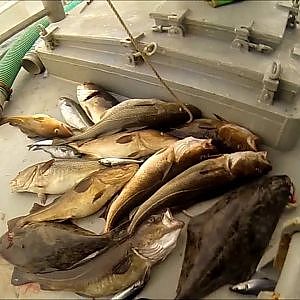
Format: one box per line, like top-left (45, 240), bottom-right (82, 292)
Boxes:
top-left (208, 0), bottom-right (241, 8)
top-left (0, 0), bottom-right (82, 106)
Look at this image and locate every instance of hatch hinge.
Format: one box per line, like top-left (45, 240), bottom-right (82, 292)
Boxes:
top-left (150, 9), bottom-right (189, 37)
top-left (39, 25), bottom-right (59, 50)
top-left (277, 0), bottom-right (299, 28)
top-left (120, 33), bottom-right (158, 66)
top-left (258, 61), bottom-right (281, 105)
top-left (232, 23), bottom-right (273, 54)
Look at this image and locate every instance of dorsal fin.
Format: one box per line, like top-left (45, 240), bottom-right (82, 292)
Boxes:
top-left (40, 159), bottom-right (55, 174)
top-left (214, 113), bottom-right (228, 122)
top-left (29, 203), bottom-right (45, 214)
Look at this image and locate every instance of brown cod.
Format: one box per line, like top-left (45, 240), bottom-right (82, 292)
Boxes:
top-left (11, 210), bottom-right (184, 298)
top-left (10, 159), bottom-right (105, 203)
top-left (0, 114), bottom-right (73, 138)
top-left (176, 175), bottom-right (294, 299)
top-left (9, 164), bottom-right (139, 231)
top-left (53, 98), bottom-right (201, 145)
top-left (69, 129), bottom-right (178, 159)
top-left (104, 137), bottom-right (217, 232)
top-left (127, 151), bottom-right (272, 234)
top-left (77, 82), bottom-right (119, 123)
top-left (166, 114), bottom-right (259, 152)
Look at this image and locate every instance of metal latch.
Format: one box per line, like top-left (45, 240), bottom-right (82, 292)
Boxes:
top-left (258, 61), bottom-right (281, 105)
top-left (120, 33), bottom-right (158, 66)
top-left (277, 0), bottom-right (299, 28)
top-left (232, 22), bottom-right (273, 54)
top-left (150, 9), bottom-right (189, 37)
top-left (38, 25), bottom-right (59, 50)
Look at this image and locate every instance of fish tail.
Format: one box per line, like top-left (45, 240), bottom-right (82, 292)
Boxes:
top-left (11, 267), bottom-right (34, 286)
top-left (7, 216), bottom-right (25, 231)
top-left (0, 116), bottom-right (26, 126)
top-left (0, 116), bottom-right (9, 125)
top-left (52, 137), bottom-right (72, 146)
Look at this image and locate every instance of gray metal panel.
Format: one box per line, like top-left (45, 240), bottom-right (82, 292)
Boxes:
top-left (36, 1), bottom-right (300, 150)
top-left (150, 1), bottom-right (289, 45)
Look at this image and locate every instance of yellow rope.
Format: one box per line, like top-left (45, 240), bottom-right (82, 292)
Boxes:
top-left (106, 0), bottom-right (193, 122)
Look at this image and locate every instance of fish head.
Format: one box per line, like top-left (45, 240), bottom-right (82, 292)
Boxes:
top-left (228, 151), bottom-right (272, 178)
top-left (218, 123), bottom-right (259, 151)
top-left (184, 104), bottom-right (202, 119)
top-left (53, 123), bottom-right (73, 138)
top-left (267, 175), bottom-right (295, 204)
top-left (139, 130), bottom-right (178, 151)
top-left (0, 230), bottom-right (30, 268)
top-left (230, 281), bottom-right (249, 294)
top-left (10, 165), bottom-right (38, 192)
top-left (77, 82), bottom-right (99, 102)
top-left (133, 209), bottom-right (184, 263)
top-left (58, 97), bottom-right (75, 108)
top-left (170, 103), bottom-right (202, 122)
top-left (173, 137), bottom-right (216, 163)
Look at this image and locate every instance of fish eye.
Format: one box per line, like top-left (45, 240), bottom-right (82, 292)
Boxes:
top-left (21, 244), bottom-right (25, 249)
top-left (54, 128), bottom-right (59, 134)
top-left (148, 216), bottom-right (156, 223)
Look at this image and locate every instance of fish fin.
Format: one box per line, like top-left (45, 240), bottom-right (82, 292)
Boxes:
top-left (124, 126), bottom-right (148, 133)
top-left (29, 203), bottom-right (45, 214)
top-left (98, 205), bottom-right (108, 218)
top-left (33, 116), bottom-right (47, 122)
top-left (116, 134), bottom-right (134, 144)
top-left (52, 138), bottom-right (69, 146)
top-left (132, 102), bottom-right (156, 107)
top-left (197, 125), bottom-right (216, 130)
top-left (92, 191), bottom-right (104, 204)
top-left (60, 219), bottom-right (77, 226)
top-left (7, 216), bottom-right (24, 231)
top-left (74, 176), bottom-right (94, 193)
top-left (214, 113), bottom-right (228, 122)
top-left (161, 160), bottom-right (174, 182)
top-left (11, 267), bottom-right (33, 286)
top-left (19, 127), bottom-right (38, 138)
top-left (40, 159), bottom-right (55, 174)
top-left (112, 254), bottom-right (132, 274)
top-left (101, 193), bottom-right (119, 219)
top-left (129, 206), bottom-right (139, 221)
top-left (37, 193), bottom-right (47, 205)
top-left (0, 117), bottom-right (9, 125)
top-left (75, 292), bottom-right (91, 298)
top-left (83, 105), bottom-right (94, 122)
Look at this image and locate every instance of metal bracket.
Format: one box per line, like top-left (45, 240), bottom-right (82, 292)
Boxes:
top-left (38, 25), bottom-right (59, 50)
top-left (277, 0), bottom-right (299, 28)
top-left (232, 22), bottom-right (273, 54)
top-left (258, 61), bottom-right (281, 105)
top-left (128, 42), bottom-right (158, 66)
top-left (120, 33), bottom-right (145, 49)
top-left (150, 9), bottom-right (189, 37)
top-left (120, 33), bottom-right (158, 66)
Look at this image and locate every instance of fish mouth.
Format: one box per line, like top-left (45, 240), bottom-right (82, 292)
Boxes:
top-left (162, 209), bottom-right (184, 230)
top-left (134, 227), bottom-right (182, 263)
top-left (289, 181), bottom-right (296, 204)
top-left (134, 210), bottom-right (183, 263)
top-left (247, 136), bottom-right (258, 151)
top-left (173, 138), bottom-right (215, 162)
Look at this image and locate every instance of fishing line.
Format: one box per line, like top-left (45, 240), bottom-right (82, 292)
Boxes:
top-left (105, 0), bottom-right (193, 123)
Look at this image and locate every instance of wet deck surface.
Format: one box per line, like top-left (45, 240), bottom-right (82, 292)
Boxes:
top-left (0, 69), bottom-right (299, 299)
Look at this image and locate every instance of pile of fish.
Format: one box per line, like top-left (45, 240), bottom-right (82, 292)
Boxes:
top-left (0, 81), bottom-right (295, 299)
